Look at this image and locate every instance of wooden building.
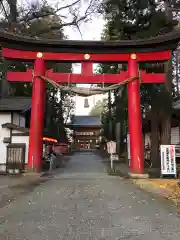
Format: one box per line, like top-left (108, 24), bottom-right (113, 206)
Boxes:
top-left (0, 97), bottom-right (31, 173)
top-left (68, 116), bottom-right (101, 149)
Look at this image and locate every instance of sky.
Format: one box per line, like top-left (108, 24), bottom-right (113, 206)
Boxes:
top-left (21, 0), bottom-right (105, 115)
top-left (64, 15), bottom-right (105, 115)
top-left (61, 1), bottom-right (105, 115)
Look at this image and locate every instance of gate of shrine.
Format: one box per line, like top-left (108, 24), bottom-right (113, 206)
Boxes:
top-left (0, 30), bottom-right (180, 176)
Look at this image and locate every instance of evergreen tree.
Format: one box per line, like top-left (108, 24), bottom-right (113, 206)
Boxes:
top-left (99, 0), bottom-right (179, 169)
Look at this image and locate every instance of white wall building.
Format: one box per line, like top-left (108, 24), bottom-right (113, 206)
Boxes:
top-left (0, 97), bottom-right (31, 174)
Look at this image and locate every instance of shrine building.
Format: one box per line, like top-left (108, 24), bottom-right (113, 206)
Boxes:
top-left (68, 116), bottom-right (101, 149)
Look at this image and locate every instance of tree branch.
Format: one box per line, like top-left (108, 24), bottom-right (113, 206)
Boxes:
top-left (19, 0), bottom-right (81, 23)
top-left (30, 15), bottom-right (86, 36)
top-left (29, 0), bottom-right (98, 36)
top-left (1, 0), bottom-right (100, 37)
top-left (168, 7), bottom-right (180, 12)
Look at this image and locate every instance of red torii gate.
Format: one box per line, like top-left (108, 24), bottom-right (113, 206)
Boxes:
top-left (0, 30), bottom-right (179, 177)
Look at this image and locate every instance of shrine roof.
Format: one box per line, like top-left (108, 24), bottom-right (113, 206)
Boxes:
top-left (0, 97), bottom-right (31, 112)
top-left (70, 115), bottom-right (101, 127)
top-left (0, 29), bottom-right (180, 53)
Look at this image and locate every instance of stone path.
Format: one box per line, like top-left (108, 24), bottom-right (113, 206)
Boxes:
top-left (0, 150), bottom-right (180, 239)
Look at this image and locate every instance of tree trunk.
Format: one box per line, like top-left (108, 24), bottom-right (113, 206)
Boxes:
top-left (175, 50), bottom-right (179, 97)
top-left (114, 90), bottom-right (121, 155)
top-left (150, 106), bottom-right (160, 168)
top-left (6, 0), bottom-right (18, 32)
top-left (115, 122), bottom-right (121, 156)
top-left (161, 115), bottom-right (171, 144)
top-left (58, 90), bottom-right (66, 141)
top-left (160, 60), bottom-right (172, 145)
top-left (159, 1), bottom-right (173, 145)
top-left (108, 90), bottom-right (112, 140)
top-left (7, 0), bottom-right (18, 22)
top-left (0, 59), bottom-right (11, 98)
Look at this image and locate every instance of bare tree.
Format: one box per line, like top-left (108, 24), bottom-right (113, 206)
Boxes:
top-left (0, 0), bottom-right (100, 36)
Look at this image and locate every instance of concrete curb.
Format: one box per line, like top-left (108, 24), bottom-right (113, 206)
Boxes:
top-left (22, 172), bottom-right (45, 177)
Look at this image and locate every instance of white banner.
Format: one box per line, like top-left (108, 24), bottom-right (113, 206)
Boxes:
top-left (160, 145), bottom-right (176, 176)
top-left (107, 141), bottom-right (116, 154)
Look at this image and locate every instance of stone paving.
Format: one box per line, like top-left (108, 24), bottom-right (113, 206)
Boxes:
top-left (0, 150), bottom-right (180, 239)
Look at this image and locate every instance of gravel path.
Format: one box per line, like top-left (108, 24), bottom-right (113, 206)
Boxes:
top-left (0, 150), bottom-right (180, 240)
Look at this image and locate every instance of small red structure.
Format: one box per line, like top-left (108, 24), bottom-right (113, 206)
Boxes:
top-left (55, 143), bottom-right (69, 155)
top-left (43, 137), bottom-right (57, 144)
top-left (1, 30), bottom-right (179, 176)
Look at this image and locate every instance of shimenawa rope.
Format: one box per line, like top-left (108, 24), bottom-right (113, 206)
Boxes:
top-left (35, 74), bottom-right (140, 97)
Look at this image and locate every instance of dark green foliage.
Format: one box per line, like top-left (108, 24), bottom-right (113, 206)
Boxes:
top-left (99, 0), bottom-right (179, 149)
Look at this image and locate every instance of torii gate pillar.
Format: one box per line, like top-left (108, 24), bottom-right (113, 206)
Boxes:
top-left (127, 54), bottom-right (144, 175)
top-left (28, 52), bottom-right (45, 172)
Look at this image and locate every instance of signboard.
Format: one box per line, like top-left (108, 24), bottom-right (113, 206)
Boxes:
top-left (110, 154), bottom-right (119, 161)
top-left (75, 131), bottom-right (94, 136)
top-left (107, 141), bottom-right (117, 170)
top-left (160, 145), bottom-right (176, 176)
top-left (107, 141), bottom-right (116, 154)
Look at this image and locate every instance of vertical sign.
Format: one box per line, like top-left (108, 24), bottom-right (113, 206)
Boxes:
top-left (107, 141), bottom-right (117, 170)
top-left (107, 141), bottom-right (116, 154)
top-left (160, 145), bottom-right (176, 176)
top-left (127, 134), bottom-right (131, 167)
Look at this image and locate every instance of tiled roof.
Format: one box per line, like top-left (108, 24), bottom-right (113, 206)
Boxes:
top-left (2, 123), bottom-right (29, 133)
top-left (71, 115), bottom-right (101, 126)
top-left (0, 97), bottom-right (31, 112)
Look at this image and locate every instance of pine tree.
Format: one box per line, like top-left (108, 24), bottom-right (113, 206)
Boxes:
top-left (100, 0), bottom-right (179, 169)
